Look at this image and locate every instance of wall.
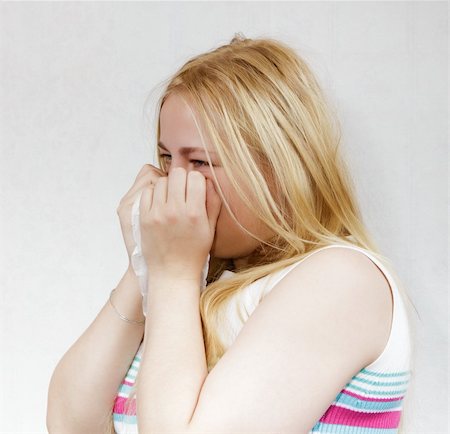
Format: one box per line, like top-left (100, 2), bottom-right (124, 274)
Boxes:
top-left (0, 1), bottom-right (447, 432)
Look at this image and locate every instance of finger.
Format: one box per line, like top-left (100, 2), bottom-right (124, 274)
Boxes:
top-left (137, 163), bottom-right (165, 178)
top-left (129, 172), bottom-right (163, 196)
top-left (133, 172), bottom-right (161, 189)
top-left (135, 164), bottom-right (153, 181)
top-left (139, 183), bottom-right (155, 214)
top-left (167, 167), bottom-right (187, 204)
top-left (133, 167), bottom-right (165, 199)
top-left (152, 175), bottom-right (168, 206)
top-left (187, 171), bottom-right (206, 213)
top-left (135, 166), bottom-right (165, 185)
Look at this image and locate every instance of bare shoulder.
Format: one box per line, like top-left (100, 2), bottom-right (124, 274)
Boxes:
top-left (275, 245), bottom-right (394, 366)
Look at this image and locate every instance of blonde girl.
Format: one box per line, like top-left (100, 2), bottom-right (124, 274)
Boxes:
top-left (48, 33), bottom-right (416, 434)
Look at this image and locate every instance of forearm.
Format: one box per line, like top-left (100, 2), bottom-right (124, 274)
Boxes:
top-left (137, 275), bottom-right (207, 433)
top-left (47, 265), bottom-right (146, 432)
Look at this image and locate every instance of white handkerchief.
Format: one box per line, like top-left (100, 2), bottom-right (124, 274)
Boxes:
top-left (130, 191), bottom-right (210, 317)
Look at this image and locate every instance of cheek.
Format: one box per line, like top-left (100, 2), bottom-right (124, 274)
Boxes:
top-left (209, 174), bottom-right (251, 232)
top-left (214, 194), bottom-right (248, 236)
top-left (212, 196), bottom-right (233, 236)
top-left (215, 201), bottom-right (228, 231)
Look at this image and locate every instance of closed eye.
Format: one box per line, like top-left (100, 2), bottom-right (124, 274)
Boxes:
top-left (159, 154), bottom-right (211, 168)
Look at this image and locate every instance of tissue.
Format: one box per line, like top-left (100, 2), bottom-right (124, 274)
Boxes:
top-left (130, 190), bottom-right (210, 316)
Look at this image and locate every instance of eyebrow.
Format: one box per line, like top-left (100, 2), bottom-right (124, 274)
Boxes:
top-left (157, 141), bottom-right (217, 155)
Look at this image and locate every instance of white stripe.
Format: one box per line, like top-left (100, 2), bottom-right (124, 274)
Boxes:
top-left (345, 383), bottom-right (404, 398)
top-left (333, 400), bottom-right (403, 412)
top-left (117, 391), bottom-right (132, 398)
top-left (114, 419), bottom-right (139, 434)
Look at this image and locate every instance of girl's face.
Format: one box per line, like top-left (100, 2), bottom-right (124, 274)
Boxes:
top-left (158, 93), bottom-right (275, 270)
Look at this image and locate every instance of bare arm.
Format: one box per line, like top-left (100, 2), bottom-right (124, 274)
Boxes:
top-left (46, 265), bottom-right (145, 433)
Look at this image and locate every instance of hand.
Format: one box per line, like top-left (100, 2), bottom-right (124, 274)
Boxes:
top-left (139, 167), bottom-right (222, 281)
top-left (116, 164), bottom-right (166, 267)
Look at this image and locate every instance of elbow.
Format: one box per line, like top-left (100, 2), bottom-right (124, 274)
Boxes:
top-left (47, 370), bottom-right (114, 434)
top-left (46, 370), bottom-right (81, 434)
top-left (46, 371), bottom-right (61, 432)
top-left (46, 372), bottom-right (70, 433)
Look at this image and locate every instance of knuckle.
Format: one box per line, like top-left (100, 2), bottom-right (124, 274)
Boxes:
top-left (187, 210), bottom-right (201, 222)
top-left (143, 173), bottom-right (160, 185)
top-left (137, 165), bottom-right (148, 177)
top-left (165, 208), bottom-right (178, 223)
top-left (150, 214), bottom-right (164, 226)
top-left (137, 164), bottom-right (158, 179)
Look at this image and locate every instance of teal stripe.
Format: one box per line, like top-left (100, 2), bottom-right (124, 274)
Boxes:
top-left (113, 412), bottom-right (137, 424)
top-left (134, 355), bottom-right (141, 362)
top-left (351, 376), bottom-right (410, 387)
top-left (125, 371), bottom-right (136, 380)
top-left (311, 422), bottom-right (398, 433)
top-left (336, 391), bottom-right (404, 411)
top-left (118, 384), bottom-right (136, 394)
top-left (360, 368), bottom-right (411, 377)
top-left (347, 383), bottom-right (408, 396)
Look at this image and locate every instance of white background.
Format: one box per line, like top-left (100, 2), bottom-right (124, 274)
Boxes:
top-left (0, 1), bottom-right (447, 433)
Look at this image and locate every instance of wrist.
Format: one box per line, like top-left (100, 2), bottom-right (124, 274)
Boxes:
top-left (145, 274), bottom-right (201, 313)
top-left (150, 271), bottom-right (201, 287)
top-left (110, 268), bottom-right (146, 322)
top-left (109, 288), bottom-right (145, 325)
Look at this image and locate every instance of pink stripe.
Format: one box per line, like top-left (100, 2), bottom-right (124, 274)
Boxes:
top-left (122, 379), bottom-right (135, 386)
top-left (318, 405), bottom-right (401, 428)
top-left (113, 396), bottom-right (137, 415)
top-left (341, 389), bottom-right (404, 403)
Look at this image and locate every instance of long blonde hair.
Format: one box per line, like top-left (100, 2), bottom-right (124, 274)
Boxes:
top-left (104, 33), bottom-right (418, 434)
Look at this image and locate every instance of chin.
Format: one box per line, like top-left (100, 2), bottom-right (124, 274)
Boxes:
top-left (209, 241), bottom-right (230, 259)
top-left (210, 245), bottom-right (241, 262)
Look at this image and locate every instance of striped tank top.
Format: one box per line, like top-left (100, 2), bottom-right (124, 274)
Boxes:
top-left (112, 244), bottom-right (412, 433)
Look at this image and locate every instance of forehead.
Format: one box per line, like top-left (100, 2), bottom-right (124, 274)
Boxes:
top-left (160, 93), bottom-right (195, 123)
top-left (159, 93), bottom-right (201, 139)
top-left (159, 93), bottom-right (215, 154)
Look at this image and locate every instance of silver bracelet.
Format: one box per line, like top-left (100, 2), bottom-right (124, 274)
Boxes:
top-left (109, 288), bottom-right (146, 325)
